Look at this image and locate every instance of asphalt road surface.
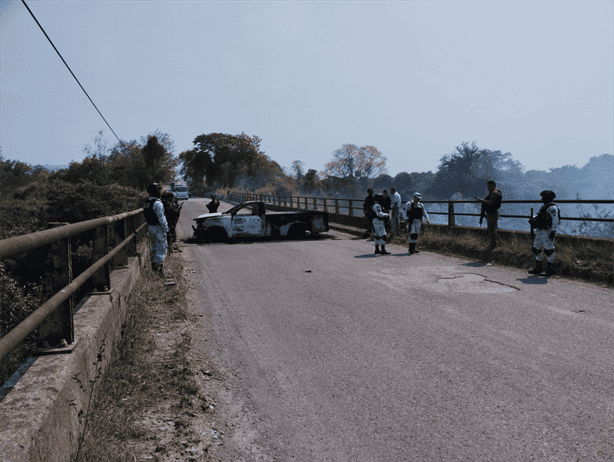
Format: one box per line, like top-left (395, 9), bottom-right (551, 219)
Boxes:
top-left (177, 198), bottom-right (613, 461)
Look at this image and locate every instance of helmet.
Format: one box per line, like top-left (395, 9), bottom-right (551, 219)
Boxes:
top-left (540, 190), bottom-right (556, 201)
top-left (161, 190), bottom-right (175, 201)
top-left (413, 192), bottom-right (422, 199)
top-left (374, 193), bottom-right (385, 205)
top-left (146, 183), bottom-right (162, 198)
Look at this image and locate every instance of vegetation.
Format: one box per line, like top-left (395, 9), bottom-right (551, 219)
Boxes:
top-left (74, 254), bottom-right (222, 462)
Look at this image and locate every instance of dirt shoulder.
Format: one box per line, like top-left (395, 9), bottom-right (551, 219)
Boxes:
top-left (75, 248), bottom-right (233, 462)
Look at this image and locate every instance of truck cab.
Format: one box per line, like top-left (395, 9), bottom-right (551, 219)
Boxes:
top-left (171, 183), bottom-right (189, 200)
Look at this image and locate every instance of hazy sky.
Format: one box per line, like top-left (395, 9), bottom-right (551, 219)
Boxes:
top-left (1, 0), bottom-right (612, 177)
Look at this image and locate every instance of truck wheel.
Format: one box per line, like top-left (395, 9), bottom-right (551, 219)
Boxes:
top-left (203, 227), bottom-right (228, 243)
top-left (288, 224), bottom-right (308, 239)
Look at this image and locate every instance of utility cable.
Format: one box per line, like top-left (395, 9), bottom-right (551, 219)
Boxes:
top-left (21, 0), bottom-right (125, 147)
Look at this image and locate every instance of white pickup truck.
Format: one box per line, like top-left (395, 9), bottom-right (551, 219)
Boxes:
top-left (192, 201), bottom-right (329, 242)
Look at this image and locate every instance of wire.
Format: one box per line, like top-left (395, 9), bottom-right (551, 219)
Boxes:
top-left (21, 0), bottom-right (125, 147)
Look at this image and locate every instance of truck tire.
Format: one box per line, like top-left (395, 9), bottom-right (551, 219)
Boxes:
top-left (203, 227), bottom-right (228, 243)
top-left (288, 223), bottom-right (308, 239)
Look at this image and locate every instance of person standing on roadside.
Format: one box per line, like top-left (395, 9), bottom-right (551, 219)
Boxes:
top-left (161, 190), bottom-right (182, 253)
top-left (476, 180), bottom-right (502, 250)
top-left (362, 188), bottom-right (375, 238)
top-left (402, 192), bottom-right (429, 254)
top-left (143, 183), bottom-right (170, 277)
top-left (372, 194), bottom-right (391, 256)
top-left (389, 187), bottom-right (402, 236)
top-left (528, 190), bottom-right (560, 276)
top-left (207, 194), bottom-right (221, 213)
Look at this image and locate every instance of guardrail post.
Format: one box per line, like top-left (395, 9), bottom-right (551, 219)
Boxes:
top-left (38, 223), bottom-right (74, 351)
top-left (126, 214), bottom-right (136, 256)
top-left (448, 202), bottom-right (456, 226)
top-left (335, 199), bottom-right (340, 214)
top-left (92, 225), bottom-right (111, 292)
top-left (323, 198), bottom-right (328, 213)
top-left (112, 219), bottom-right (129, 268)
top-left (313, 197), bottom-right (317, 211)
top-left (348, 200), bottom-right (354, 216)
top-left (284, 196), bottom-right (287, 207)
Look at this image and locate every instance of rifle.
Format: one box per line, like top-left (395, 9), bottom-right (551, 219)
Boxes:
top-left (479, 202), bottom-right (486, 226)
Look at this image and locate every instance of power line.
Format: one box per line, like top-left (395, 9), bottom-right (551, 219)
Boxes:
top-left (21, 0), bottom-right (125, 147)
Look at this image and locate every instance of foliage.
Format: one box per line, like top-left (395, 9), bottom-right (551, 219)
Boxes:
top-left (44, 180), bottom-right (147, 224)
top-left (427, 141), bottom-right (516, 199)
top-left (179, 132), bottom-right (264, 188)
top-left (323, 144), bottom-right (387, 182)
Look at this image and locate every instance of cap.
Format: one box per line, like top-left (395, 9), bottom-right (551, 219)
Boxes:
top-left (540, 190), bottom-right (556, 200)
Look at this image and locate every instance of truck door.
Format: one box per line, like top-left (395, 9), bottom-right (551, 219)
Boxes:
top-left (231, 203), bottom-right (265, 237)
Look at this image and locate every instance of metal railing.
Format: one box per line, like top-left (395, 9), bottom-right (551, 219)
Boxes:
top-left (231, 192), bottom-right (614, 228)
top-left (0, 209), bottom-right (147, 364)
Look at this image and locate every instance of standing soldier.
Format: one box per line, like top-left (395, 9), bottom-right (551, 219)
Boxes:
top-left (161, 190), bottom-right (182, 253)
top-left (529, 190), bottom-right (560, 276)
top-left (389, 187), bottom-right (402, 236)
top-left (372, 194), bottom-right (391, 256)
top-left (362, 188), bottom-right (375, 238)
top-left (207, 194), bottom-right (221, 213)
top-left (143, 183), bottom-right (170, 277)
top-left (402, 192), bottom-right (429, 254)
top-left (476, 180), bottom-right (503, 250)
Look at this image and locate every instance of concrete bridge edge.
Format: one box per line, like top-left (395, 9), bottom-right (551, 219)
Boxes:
top-left (0, 240), bottom-right (150, 462)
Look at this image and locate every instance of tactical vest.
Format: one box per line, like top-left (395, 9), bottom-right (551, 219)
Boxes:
top-left (143, 198), bottom-right (161, 226)
top-left (483, 189), bottom-right (503, 214)
top-left (407, 203), bottom-right (424, 221)
top-left (534, 203), bottom-right (560, 229)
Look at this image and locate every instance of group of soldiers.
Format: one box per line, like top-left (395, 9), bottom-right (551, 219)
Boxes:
top-left (363, 183), bottom-right (562, 276)
top-left (142, 183), bottom-right (182, 281)
top-left (363, 188), bottom-right (430, 255)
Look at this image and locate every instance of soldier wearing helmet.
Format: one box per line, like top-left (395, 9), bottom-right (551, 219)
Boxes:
top-left (372, 194), bottom-right (391, 255)
top-left (143, 183), bottom-right (170, 277)
top-left (528, 190), bottom-right (560, 276)
top-left (401, 192), bottom-right (430, 254)
top-left (161, 189), bottom-right (182, 253)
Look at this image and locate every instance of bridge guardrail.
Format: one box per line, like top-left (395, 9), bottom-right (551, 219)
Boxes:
top-left (0, 209), bottom-right (146, 364)
top-left (229, 192), bottom-right (614, 228)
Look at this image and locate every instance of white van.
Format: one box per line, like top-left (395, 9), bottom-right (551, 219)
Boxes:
top-left (172, 184), bottom-right (189, 200)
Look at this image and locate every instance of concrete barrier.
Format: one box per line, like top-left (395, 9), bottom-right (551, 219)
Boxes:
top-left (0, 241), bottom-right (149, 462)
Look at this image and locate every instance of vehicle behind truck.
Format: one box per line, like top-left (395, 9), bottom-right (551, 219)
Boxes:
top-left (171, 183), bottom-right (189, 200)
top-left (192, 201), bottom-right (328, 242)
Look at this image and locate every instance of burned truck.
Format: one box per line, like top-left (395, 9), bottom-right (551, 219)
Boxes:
top-left (192, 201), bottom-right (329, 242)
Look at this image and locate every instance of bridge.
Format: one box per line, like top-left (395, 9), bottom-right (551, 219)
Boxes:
top-left (1, 196), bottom-right (612, 461)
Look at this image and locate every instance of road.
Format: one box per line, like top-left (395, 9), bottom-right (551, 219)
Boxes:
top-left (177, 198), bottom-right (613, 461)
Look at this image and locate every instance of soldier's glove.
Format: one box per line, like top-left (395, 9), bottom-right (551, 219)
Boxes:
top-left (548, 231), bottom-right (556, 240)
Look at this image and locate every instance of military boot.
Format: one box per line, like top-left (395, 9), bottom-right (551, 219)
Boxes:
top-left (408, 243), bottom-right (415, 254)
top-left (380, 245), bottom-right (391, 255)
top-left (528, 261), bottom-right (543, 274)
top-left (374, 245), bottom-right (381, 255)
top-left (543, 262), bottom-right (555, 276)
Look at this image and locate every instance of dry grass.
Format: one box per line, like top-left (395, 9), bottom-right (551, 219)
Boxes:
top-left (75, 253), bottom-right (220, 462)
top-left (388, 227), bottom-right (613, 287)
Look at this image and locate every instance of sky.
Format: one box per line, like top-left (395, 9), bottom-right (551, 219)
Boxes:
top-left (0, 0), bottom-right (612, 178)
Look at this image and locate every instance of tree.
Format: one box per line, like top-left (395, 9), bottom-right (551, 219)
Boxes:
top-left (430, 141), bottom-right (513, 199)
top-left (141, 134), bottom-right (177, 185)
top-left (180, 132), bottom-right (265, 188)
top-left (303, 169), bottom-right (319, 191)
top-left (323, 144), bottom-right (387, 182)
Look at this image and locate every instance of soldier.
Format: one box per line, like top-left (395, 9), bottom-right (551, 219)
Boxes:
top-left (402, 192), bottom-right (429, 254)
top-left (529, 190), bottom-right (560, 276)
top-left (476, 180), bottom-right (503, 250)
top-left (143, 183), bottom-right (170, 277)
top-left (161, 190), bottom-right (182, 253)
top-left (362, 188), bottom-right (375, 238)
top-left (389, 187), bottom-right (402, 236)
top-left (372, 194), bottom-right (391, 256)
top-left (207, 194), bottom-right (221, 213)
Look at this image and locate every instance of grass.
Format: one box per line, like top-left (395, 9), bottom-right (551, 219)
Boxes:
top-left (387, 226), bottom-right (613, 287)
top-left (74, 253), bottom-right (219, 462)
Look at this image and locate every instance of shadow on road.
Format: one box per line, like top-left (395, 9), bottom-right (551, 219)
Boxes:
top-left (516, 276), bottom-right (550, 285)
top-left (183, 233), bottom-right (339, 246)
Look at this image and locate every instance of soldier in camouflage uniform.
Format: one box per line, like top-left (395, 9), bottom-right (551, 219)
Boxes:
top-left (529, 190), bottom-right (560, 276)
